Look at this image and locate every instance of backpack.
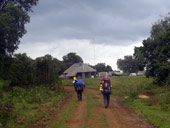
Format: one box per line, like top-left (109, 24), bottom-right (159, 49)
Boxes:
top-left (103, 82), bottom-right (110, 90)
top-left (76, 84), bottom-right (83, 91)
top-left (102, 78), bottom-right (111, 94)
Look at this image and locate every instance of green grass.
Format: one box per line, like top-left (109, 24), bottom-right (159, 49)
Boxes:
top-left (84, 92), bottom-right (103, 128)
top-left (101, 113), bottom-right (109, 128)
top-left (62, 76), bottom-right (170, 128)
top-left (0, 86), bottom-right (65, 128)
top-left (86, 93), bottom-right (98, 119)
top-left (125, 98), bottom-right (170, 128)
top-left (51, 99), bottom-right (78, 128)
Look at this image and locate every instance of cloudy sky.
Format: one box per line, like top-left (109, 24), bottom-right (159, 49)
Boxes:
top-left (16, 0), bottom-right (170, 70)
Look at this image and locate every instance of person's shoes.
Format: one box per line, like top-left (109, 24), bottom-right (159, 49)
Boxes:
top-left (105, 106), bottom-right (108, 109)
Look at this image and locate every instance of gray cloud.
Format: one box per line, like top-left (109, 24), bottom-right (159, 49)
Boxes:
top-left (22, 0), bottom-right (170, 45)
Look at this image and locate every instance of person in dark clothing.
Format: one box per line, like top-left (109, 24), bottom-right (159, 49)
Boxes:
top-left (73, 77), bottom-right (86, 101)
top-left (100, 77), bottom-right (112, 108)
top-left (103, 92), bottom-right (110, 108)
top-left (76, 86), bottom-right (83, 101)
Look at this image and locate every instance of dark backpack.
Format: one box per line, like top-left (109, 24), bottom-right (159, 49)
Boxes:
top-left (103, 82), bottom-right (110, 90)
top-left (102, 78), bottom-right (111, 94)
top-left (76, 84), bottom-right (83, 91)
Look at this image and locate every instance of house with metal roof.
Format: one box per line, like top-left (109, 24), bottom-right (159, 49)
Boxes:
top-left (63, 63), bottom-right (96, 79)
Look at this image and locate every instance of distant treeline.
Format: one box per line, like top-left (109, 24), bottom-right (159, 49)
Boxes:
top-left (117, 13), bottom-right (170, 85)
top-left (0, 53), bottom-right (67, 87)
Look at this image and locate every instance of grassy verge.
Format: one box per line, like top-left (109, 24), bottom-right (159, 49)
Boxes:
top-left (51, 99), bottom-right (77, 128)
top-left (112, 76), bottom-right (170, 128)
top-left (0, 85), bottom-right (64, 128)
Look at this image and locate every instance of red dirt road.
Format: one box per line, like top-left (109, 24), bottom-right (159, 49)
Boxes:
top-left (31, 86), bottom-right (155, 128)
top-left (65, 86), bottom-right (155, 128)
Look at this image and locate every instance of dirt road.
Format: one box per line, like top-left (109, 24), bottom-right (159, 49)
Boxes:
top-left (65, 86), bottom-right (155, 128)
top-left (31, 86), bottom-right (155, 128)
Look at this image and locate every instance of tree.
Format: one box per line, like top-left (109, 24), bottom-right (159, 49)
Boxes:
top-left (35, 54), bottom-right (63, 86)
top-left (136, 13), bottom-right (170, 77)
top-left (10, 53), bottom-right (35, 86)
top-left (0, 0), bottom-right (38, 56)
top-left (0, 0), bottom-right (38, 12)
top-left (106, 65), bottom-right (113, 72)
top-left (94, 63), bottom-right (113, 72)
top-left (0, 4), bottom-right (29, 56)
top-left (63, 52), bottom-right (83, 68)
top-left (134, 47), bottom-right (145, 71)
top-left (117, 55), bottom-right (138, 73)
top-left (0, 0), bottom-right (38, 80)
top-left (154, 26), bottom-right (170, 84)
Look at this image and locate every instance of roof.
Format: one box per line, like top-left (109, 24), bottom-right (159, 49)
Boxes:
top-left (64, 63), bottom-right (96, 77)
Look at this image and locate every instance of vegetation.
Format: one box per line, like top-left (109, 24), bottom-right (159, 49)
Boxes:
top-left (84, 92), bottom-right (106, 128)
top-left (0, 0), bottom-right (38, 80)
top-left (62, 76), bottom-right (170, 128)
top-left (63, 52), bottom-right (83, 68)
top-left (117, 55), bottom-right (138, 74)
top-left (93, 63), bottom-right (113, 72)
top-left (134, 13), bottom-right (170, 84)
top-left (51, 98), bottom-right (77, 128)
top-left (0, 81), bottom-right (64, 127)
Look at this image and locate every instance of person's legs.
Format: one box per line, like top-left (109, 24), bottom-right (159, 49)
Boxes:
top-left (107, 94), bottom-right (110, 107)
top-left (79, 90), bottom-right (82, 100)
top-left (77, 90), bottom-right (80, 101)
top-left (103, 94), bottom-right (108, 108)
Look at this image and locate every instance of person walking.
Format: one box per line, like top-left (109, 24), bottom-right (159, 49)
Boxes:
top-left (73, 77), bottom-right (77, 91)
top-left (73, 77), bottom-right (86, 101)
top-left (100, 77), bottom-right (112, 108)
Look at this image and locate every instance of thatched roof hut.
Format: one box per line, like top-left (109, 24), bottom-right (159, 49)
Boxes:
top-left (63, 63), bottom-right (96, 79)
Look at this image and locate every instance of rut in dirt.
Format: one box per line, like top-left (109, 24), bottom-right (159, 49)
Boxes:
top-left (65, 86), bottom-right (155, 128)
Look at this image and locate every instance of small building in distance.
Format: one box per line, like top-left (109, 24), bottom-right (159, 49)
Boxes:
top-left (109, 71), bottom-right (123, 76)
top-left (98, 72), bottom-right (108, 77)
top-left (137, 71), bottom-right (145, 76)
top-left (63, 63), bottom-right (96, 79)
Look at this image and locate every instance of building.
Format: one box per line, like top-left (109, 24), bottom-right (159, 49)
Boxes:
top-left (98, 72), bottom-right (108, 77)
top-left (63, 63), bottom-right (96, 79)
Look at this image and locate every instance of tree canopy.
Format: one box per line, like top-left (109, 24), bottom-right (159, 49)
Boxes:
top-left (0, 4), bottom-right (29, 56)
top-left (63, 52), bottom-right (83, 68)
top-left (94, 63), bottom-right (112, 72)
top-left (117, 55), bottom-right (138, 74)
top-left (0, 0), bottom-right (38, 56)
top-left (134, 13), bottom-right (170, 84)
top-left (0, 0), bottom-right (38, 80)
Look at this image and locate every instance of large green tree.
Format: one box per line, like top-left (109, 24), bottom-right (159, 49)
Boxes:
top-left (63, 52), bottom-right (83, 68)
top-left (0, 4), bottom-right (29, 56)
top-left (136, 13), bottom-right (170, 78)
top-left (0, 0), bottom-right (38, 79)
top-left (0, 0), bottom-right (38, 12)
top-left (35, 54), bottom-right (64, 86)
top-left (154, 26), bottom-right (170, 84)
top-left (94, 63), bottom-right (113, 72)
top-left (117, 55), bottom-right (138, 74)
top-left (134, 47), bottom-right (145, 71)
top-left (0, 0), bottom-right (38, 56)
top-left (10, 53), bottom-right (35, 86)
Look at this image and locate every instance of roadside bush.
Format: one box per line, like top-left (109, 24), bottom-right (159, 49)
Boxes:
top-left (0, 81), bottom-right (14, 126)
top-left (165, 74), bottom-right (170, 86)
top-left (0, 84), bottom-right (63, 127)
